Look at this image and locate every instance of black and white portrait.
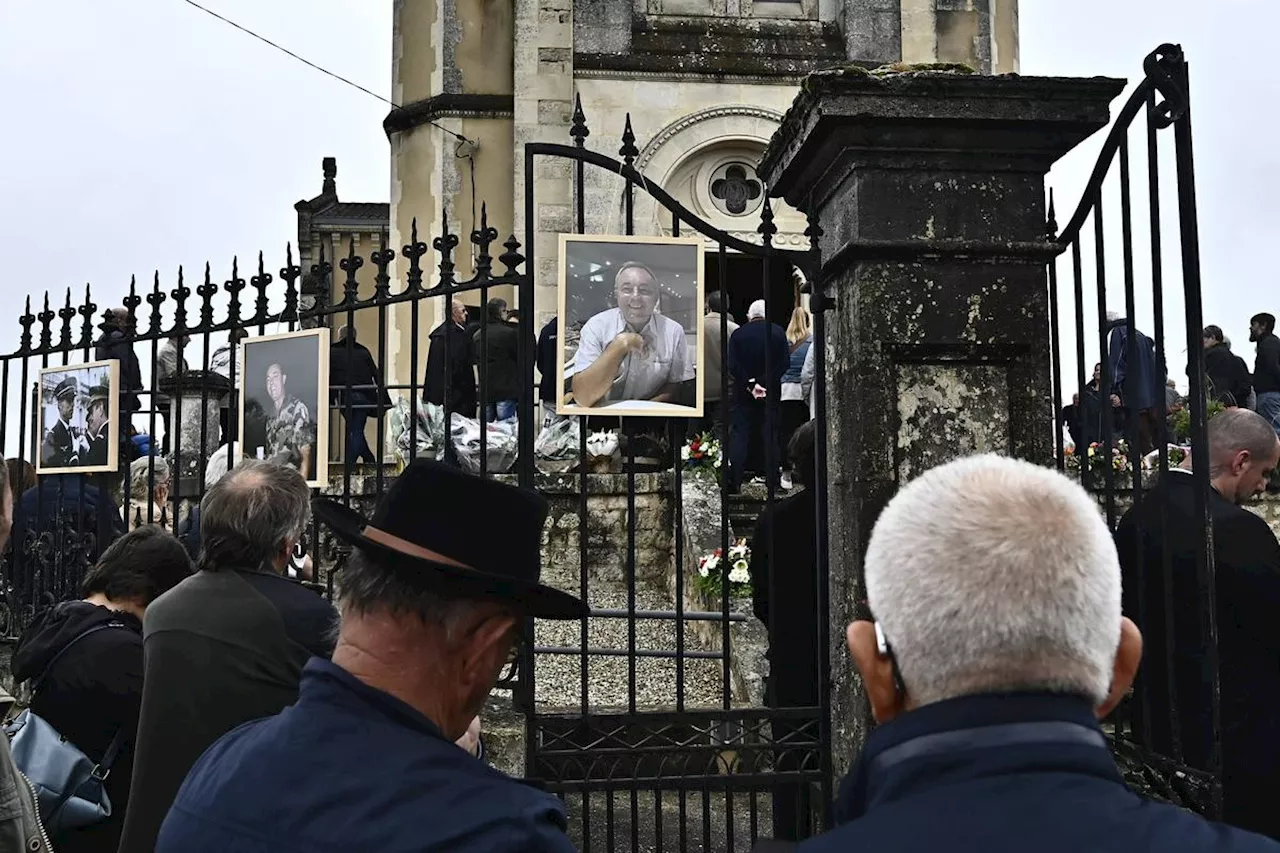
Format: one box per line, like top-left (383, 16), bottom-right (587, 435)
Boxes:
top-left (36, 360), bottom-right (121, 474)
top-left (557, 235), bottom-right (704, 418)
top-left (238, 328), bottom-right (330, 487)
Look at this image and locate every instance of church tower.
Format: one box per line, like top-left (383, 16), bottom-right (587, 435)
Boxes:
top-left (383, 0), bottom-right (1018, 387)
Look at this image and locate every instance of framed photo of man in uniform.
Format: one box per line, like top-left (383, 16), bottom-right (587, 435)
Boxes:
top-left (36, 360), bottom-right (121, 474)
top-left (237, 328), bottom-right (330, 488)
top-left (557, 234), bottom-right (704, 418)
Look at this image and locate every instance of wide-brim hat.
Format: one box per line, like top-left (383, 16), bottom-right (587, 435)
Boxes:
top-left (313, 458), bottom-right (586, 619)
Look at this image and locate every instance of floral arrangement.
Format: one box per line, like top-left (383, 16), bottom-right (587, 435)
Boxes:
top-left (681, 432), bottom-right (723, 479)
top-left (696, 539), bottom-right (752, 598)
top-left (1065, 440), bottom-right (1134, 488)
top-left (1172, 398), bottom-right (1226, 442)
top-left (1142, 444), bottom-right (1189, 472)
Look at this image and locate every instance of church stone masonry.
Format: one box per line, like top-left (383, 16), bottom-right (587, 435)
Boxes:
top-left (328, 0), bottom-right (1018, 390)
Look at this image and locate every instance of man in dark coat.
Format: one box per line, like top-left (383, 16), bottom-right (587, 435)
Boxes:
top-left (424, 297), bottom-right (477, 418)
top-left (1106, 313), bottom-right (1164, 453)
top-left (1250, 312), bottom-right (1280, 434)
top-left (536, 316), bottom-right (559, 423)
top-left (749, 420), bottom-right (818, 840)
top-left (473, 297), bottom-right (520, 422)
top-left (1115, 408), bottom-right (1280, 838)
top-left (117, 461), bottom-right (336, 853)
top-left (727, 299), bottom-right (789, 492)
top-left (154, 459), bottom-right (586, 853)
top-left (93, 308), bottom-right (143, 417)
top-left (1201, 325), bottom-right (1253, 408)
top-left (329, 325), bottom-right (392, 466)
top-left (772, 454), bottom-right (1276, 853)
top-left (84, 384), bottom-right (111, 468)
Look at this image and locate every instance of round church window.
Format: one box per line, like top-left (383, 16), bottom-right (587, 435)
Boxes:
top-left (709, 162), bottom-right (764, 217)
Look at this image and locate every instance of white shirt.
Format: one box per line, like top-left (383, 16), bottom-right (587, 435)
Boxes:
top-left (574, 307), bottom-right (693, 404)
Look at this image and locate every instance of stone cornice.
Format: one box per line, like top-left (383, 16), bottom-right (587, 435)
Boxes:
top-left (383, 94), bottom-right (514, 137)
top-left (635, 105), bottom-right (785, 172)
top-left (575, 67), bottom-right (808, 87)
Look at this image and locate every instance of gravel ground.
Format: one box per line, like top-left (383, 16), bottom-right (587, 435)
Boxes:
top-left (533, 580), bottom-right (739, 710)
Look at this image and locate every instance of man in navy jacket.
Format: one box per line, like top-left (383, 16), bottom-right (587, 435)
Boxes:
top-left (727, 299), bottom-right (789, 491)
top-left (155, 459), bottom-right (587, 853)
top-left (779, 455), bottom-right (1278, 853)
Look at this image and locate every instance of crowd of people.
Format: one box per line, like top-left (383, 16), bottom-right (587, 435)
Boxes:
top-left (1064, 312), bottom-right (1280, 469)
top-left (0, 412), bottom-right (1276, 850)
top-left (1, 303), bottom-right (1278, 851)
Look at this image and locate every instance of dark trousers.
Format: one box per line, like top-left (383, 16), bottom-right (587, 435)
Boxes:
top-left (729, 398), bottom-right (779, 491)
top-left (342, 409), bottom-right (375, 464)
top-left (779, 400), bottom-right (808, 470)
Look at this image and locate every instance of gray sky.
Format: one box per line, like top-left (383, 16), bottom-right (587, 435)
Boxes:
top-left (0, 0), bottom-right (1272, 413)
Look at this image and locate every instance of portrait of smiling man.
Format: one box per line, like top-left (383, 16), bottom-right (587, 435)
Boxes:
top-left (570, 260), bottom-right (696, 410)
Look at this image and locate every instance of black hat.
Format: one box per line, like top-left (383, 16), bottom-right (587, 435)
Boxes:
top-left (53, 377), bottom-right (78, 401)
top-left (313, 459), bottom-right (586, 619)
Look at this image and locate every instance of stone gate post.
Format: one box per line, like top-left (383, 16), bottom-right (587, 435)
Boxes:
top-left (757, 67), bottom-right (1125, 776)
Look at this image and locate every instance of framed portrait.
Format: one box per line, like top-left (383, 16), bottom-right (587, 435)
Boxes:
top-left (237, 328), bottom-right (331, 488)
top-left (36, 360), bottom-right (121, 475)
top-left (557, 234), bottom-right (705, 418)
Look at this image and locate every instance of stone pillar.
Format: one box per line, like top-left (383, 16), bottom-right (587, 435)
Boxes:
top-left (757, 68), bottom-right (1125, 775)
top-left (161, 372), bottom-right (231, 498)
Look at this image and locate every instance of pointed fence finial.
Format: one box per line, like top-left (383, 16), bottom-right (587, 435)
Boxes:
top-left (619, 114), bottom-right (639, 167)
top-left (570, 93), bottom-right (589, 148)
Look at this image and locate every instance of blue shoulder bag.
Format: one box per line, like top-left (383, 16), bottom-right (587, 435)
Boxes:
top-left (4, 621), bottom-right (128, 835)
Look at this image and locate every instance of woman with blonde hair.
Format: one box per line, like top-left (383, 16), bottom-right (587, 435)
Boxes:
top-left (780, 305), bottom-right (813, 490)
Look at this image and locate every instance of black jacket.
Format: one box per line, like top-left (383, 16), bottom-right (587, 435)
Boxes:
top-left (1115, 471), bottom-right (1280, 838)
top-left (798, 692), bottom-right (1276, 853)
top-left (537, 318), bottom-right (559, 403)
top-left (11, 601), bottom-right (143, 853)
top-left (93, 328), bottom-right (143, 413)
top-left (423, 322), bottom-right (477, 416)
top-left (749, 488), bottom-right (819, 707)
top-left (1203, 344), bottom-right (1252, 407)
top-left (727, 321), bottom-right (789, 402)
top-left (328, 339), bottom-right (392, 411)
top-left (118, 568), bottom-right (337, 853)
top-left (473, 321), bottom-right (521, 403)
top-left (1254, 333), bottom-right (1280, 395)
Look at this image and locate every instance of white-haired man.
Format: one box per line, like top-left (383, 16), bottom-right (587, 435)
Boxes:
top-left (726, 300), bottom-right (788, 492)
top-left (788, 455), bottom-right (1277, 852)
top-left (1116, 408), bottom-right (1280, 838)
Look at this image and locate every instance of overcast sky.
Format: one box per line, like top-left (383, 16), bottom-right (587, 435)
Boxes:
top-left (0, 0), bottom-right (1273, 409)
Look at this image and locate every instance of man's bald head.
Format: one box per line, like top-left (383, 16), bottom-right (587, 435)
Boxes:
top-left (450, 299), bottom-right (468, 325)
top-left (1207, 408), bottom-right (1280, 503)
top-left (197, 460), bottom-right (311, 573)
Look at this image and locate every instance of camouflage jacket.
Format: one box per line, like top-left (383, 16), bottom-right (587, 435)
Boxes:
top-left (266, 396), bottom-right (316, 471)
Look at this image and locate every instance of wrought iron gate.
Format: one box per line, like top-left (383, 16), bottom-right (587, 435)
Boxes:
top-left (516, 103), bottom-right (832, 851)
top-left (1047, 43), bottom-right (1221, 816)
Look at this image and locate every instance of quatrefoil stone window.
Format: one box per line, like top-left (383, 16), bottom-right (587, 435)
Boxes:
top-left (709, 163), bottom-right (764, 217)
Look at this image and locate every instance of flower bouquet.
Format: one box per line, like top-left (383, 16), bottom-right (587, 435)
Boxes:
top-left (681, 432), bottom-right (723, 480)
top-left (696, 539), bottom-right (752, 598)
top-left (1065, 440), bottom-right (1134, 489)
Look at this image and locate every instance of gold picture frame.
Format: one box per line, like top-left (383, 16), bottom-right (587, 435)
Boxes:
top-left (556, 233), bottom-right (706, 419)
top-left (36, 359), bottom-right (122, 475)
top-left (237, 327), bottom-right (331, 488)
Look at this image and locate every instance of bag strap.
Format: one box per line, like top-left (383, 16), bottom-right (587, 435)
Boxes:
top-left (31, 620), bottom-right (130, 696)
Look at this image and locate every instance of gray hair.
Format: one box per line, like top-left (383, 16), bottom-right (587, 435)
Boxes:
top-left (197, 459), bottom-right (310, 572)
top-left (130, 456), bottom-right (171, 501)
top-left (336, 549), bottom-right (477, 638)
top-left (865, 454), bottom-right (1121, 707)
top-left (1209, 409), bottom-right (1280, 479)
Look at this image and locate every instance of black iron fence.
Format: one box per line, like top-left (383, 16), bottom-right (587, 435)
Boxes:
top-left (1047, 43), bottom-right (1219, 815)
top-left (0, 98), bottom-right (832, 850)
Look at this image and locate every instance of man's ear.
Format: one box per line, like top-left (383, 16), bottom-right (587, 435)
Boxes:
top-left (458, 609), bottom-right (517, 691)
top-left (1097, 617), bottom-right (1142, 719)
top-left (847, 621), bottom-right (907, 724)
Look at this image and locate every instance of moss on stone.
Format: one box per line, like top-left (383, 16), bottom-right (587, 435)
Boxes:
top-left (872, 61), bottom-right (978, 76)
